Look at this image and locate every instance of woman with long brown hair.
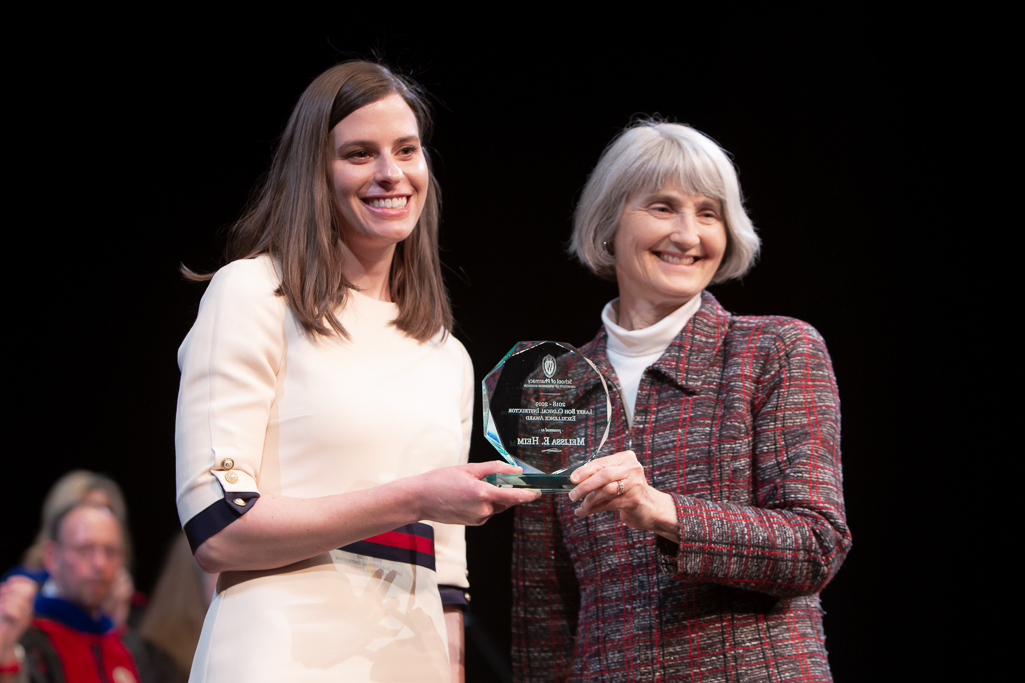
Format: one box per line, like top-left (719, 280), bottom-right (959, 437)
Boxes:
top-left (175, 61), bottom-right (535, 682)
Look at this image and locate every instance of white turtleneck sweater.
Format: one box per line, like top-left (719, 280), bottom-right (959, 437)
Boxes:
top-left (601, 295), bottom-right (703, 427)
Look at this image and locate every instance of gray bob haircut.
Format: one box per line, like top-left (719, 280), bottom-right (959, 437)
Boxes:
top-left (570, 120), bottom-right (760, 282)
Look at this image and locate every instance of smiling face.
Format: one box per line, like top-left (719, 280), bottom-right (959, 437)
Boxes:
top-left (613, 185), bottom-right (727, 328)
top-left (329, 93), bottom-right (429, 261)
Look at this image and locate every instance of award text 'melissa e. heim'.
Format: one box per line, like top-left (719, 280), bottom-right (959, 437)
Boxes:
top-left (516, 436), bottom-right (586, 446)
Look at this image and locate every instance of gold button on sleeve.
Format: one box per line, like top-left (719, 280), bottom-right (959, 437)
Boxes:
top-left (225, 472), bottom-right (238, 484)
top-left (233, 498), bottom-right (246, 507)
top-left (221, 458), bottom-right (234, 470)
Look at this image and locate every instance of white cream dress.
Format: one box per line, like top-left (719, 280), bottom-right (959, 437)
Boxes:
top-left (175, 256), bottom-right (471, 682)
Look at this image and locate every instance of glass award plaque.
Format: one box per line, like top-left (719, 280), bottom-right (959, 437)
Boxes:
top-left (482, 341), bottom-right (612, 493)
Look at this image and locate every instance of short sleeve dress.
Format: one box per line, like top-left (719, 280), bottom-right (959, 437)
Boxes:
top-left (175, 256), bottom-right (472, 682)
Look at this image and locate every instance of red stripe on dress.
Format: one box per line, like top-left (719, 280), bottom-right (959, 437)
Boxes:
top-left (363, 530), bottom-right (435, 556)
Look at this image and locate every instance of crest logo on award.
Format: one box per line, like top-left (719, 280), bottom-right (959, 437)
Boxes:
top-left (482, 341), bottom-right (612, 493)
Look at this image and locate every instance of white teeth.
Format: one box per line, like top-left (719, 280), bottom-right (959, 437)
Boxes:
top-left (659, 253), bottom-right (697, 265)
top-left (367, 197), bottom-right (408, 209)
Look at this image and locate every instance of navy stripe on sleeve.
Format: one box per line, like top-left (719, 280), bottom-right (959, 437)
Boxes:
top-left (184, 492), bottom-right (260, 553)
top-left (439, 585), bottom-right (469, 610)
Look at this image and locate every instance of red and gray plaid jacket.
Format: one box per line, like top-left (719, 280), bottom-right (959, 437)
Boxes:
top-left (512, 292), bottom-right (851, 682)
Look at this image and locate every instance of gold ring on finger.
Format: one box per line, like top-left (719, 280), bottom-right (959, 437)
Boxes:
top-left (617, 480), bottom-right (625, 496)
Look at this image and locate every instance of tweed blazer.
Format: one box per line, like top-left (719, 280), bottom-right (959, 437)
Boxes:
top-left (511, 291), bottom-right (851, 682)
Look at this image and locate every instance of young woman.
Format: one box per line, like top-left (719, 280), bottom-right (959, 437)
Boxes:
top-left (176, 61), bottom-right (536, 682)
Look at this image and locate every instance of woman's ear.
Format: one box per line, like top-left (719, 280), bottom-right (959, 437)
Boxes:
top-left (603, 235), bottom-right (616, 257)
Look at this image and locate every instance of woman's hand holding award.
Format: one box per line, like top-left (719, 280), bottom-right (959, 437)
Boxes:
top-left (482, 341), bottom-right (612, 493)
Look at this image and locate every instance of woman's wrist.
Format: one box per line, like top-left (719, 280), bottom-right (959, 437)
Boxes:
top-left (382, 475), bottom-right (428, 524)
top-left (649, 490), bottom-right (681, 544)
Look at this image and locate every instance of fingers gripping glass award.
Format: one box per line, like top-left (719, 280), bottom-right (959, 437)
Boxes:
top-left (483, 341), bottom-right (612, 493)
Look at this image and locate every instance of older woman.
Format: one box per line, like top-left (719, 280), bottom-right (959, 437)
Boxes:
top-left (512, 121), bottom-right (851, 682)
top-left (176, 61), bottom-right (536, 682)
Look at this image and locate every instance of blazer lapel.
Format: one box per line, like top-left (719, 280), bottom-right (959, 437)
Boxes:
top-left (651, 291), bottom-right (732, 392)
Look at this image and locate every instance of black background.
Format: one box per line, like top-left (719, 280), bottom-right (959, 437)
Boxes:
top-left (4, 22), bottom-right (961, 681)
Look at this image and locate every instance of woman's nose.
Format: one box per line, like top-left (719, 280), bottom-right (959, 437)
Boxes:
top-left (374, 155), bottom-right (404, 185)
top-left (673, 212), bottom-right (700, 246)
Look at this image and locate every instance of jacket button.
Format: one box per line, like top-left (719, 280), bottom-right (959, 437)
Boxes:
top-left (225, 472), bottom-right (238, 484)
top-left (221, 458), bottom-right (234, 470)
top-left (233, 498), bottom-right (246, 507)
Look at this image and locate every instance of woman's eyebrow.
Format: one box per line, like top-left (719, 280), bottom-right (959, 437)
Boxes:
top-left (695, 197), bottom-right (722, 209)
top-left (639, 193), bottom-right (722, 211)
top-left (336, 138), bottom-right (378, 149)
top-left (338, 135), bottom-right (420, 149)
top-left (642, 193), bottom-right (679, 204)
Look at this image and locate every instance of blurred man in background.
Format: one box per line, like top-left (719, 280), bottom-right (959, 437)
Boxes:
top-left (0, 503), bottom-right (177, 682)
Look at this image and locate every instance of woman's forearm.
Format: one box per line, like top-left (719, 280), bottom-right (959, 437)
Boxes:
top-left (194, 478), bottom-right (420, 573)
top-left (193, 461), bottom-right (538, 574)
top-left (659, 494), bottom-right (849, 597)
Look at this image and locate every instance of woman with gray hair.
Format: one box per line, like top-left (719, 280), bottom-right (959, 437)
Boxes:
top-left (511, 120), bottom-right (851, 682)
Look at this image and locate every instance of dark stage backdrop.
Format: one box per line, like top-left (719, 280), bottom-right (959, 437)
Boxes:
top-left (5, 26), bottom-right (955, 682)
